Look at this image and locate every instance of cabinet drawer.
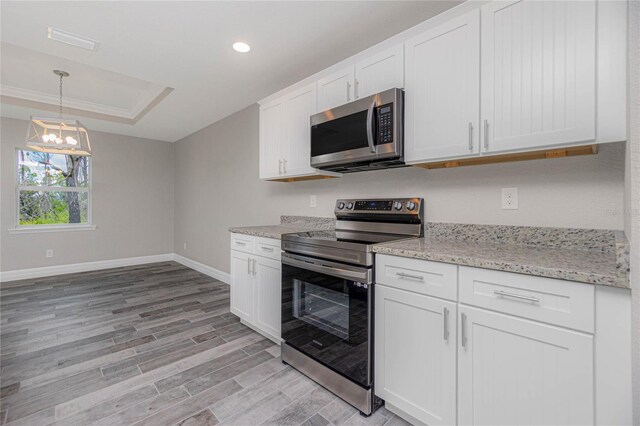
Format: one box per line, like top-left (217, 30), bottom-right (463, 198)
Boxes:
top-left (459, 267), bottom-right (595, 333)
top-left (375, 254), bottom-right (457, 301)
top-left (230, 233), bottom-right (255, 254)
top-left (255, 237), bottom-right (281, 261)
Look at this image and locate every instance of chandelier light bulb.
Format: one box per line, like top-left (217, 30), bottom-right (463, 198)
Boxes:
top-left (65, 136), bottom-right (78, 145)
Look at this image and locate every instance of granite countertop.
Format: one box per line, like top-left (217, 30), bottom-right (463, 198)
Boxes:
top-left (229, 215), bottom-right (335, 239)
top-left (372, 223), bottom-right (630, 289)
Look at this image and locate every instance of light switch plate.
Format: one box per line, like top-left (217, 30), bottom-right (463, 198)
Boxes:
top-left (501, 187), bottom-right (518, 210)
top-left (46, 249), bottom-right (54, 258)
top-left (310, 195), bottom-right (317, 208)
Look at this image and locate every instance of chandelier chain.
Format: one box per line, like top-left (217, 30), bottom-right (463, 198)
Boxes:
top-left (59, 72), bottom-right (63, 121)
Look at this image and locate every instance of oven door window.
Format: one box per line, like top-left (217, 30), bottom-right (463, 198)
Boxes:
top-left (282, 262), bottom-right (371, 388)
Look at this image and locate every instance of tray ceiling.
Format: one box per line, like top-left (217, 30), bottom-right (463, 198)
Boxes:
top-left (1, 1), bottom-right (460, 142)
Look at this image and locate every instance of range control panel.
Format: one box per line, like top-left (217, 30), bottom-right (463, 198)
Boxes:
top-left (335, 198), bottom-right (422, 214)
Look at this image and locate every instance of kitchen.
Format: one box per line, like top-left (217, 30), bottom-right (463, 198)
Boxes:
top-left (1, 1), bottom-right (639, 425)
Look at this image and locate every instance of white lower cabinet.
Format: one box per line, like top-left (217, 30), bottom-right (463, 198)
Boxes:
top-left (253, 256), bottom-right (282, 341)
top-left (375, 255), bottom-right (629, 426)
top-left (375, 285), bottom-right (456, 426)
top-left (230, 234), bottom-right (281, 343)
top-left (230, 250), bottom-right (253, 323)
top-left (458, 305), bottom-right (594, 426)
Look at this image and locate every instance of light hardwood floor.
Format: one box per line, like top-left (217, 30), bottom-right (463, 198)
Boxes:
top-left (0, 262), bottom-right (410, 426)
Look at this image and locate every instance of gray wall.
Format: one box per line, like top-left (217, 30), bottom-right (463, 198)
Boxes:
top-left (173, 104), bottom-right (626, 274)
top-left (1, 117), bottom-right (174, 271)
top-left (625, 0), bottom-right (640, 422)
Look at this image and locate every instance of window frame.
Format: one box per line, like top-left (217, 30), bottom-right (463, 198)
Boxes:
top-left (12, 148), bottom-right (95, 233)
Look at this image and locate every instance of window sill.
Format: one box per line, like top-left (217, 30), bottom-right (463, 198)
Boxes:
top-left (8, 225), bottom-right (97, 234)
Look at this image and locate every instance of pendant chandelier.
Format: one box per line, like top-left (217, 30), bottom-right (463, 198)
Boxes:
top-left (25, 70), bottom-right (92, 156)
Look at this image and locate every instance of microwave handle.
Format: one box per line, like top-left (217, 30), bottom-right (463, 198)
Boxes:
top-left (366, 98), bottom-right (377, 153)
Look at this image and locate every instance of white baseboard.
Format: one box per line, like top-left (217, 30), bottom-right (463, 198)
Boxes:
top-left (0, 253), bottom-right (231, 284)
top-left (173, 254), bottom-right (230, 284)
top-left (0, 254), bottom-right (175, 283)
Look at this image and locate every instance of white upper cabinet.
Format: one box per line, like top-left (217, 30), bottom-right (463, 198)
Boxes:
top-left (458, 305), bottom-right (594, 426)
top-left (317, 66), bottom-right (355, 112)
top-left (354, 45), bottom-right (404, 99)
top-left (480, 0), bottom-right (597, 153)
top-left (259, 99), bottom-right (285, 180)
top-left (404, 9), bottom-right (481, 163)
top-left (282, 83), bottom-right (318, 177)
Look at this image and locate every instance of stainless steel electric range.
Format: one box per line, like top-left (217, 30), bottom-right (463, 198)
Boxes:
top-left (280, 198), bottom-right (424, 416)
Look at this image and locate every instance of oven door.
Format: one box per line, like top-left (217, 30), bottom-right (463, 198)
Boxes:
top-left (310, 88), bottom-right (403, 169)
top-left (281, 252), bottom-right (373, 388)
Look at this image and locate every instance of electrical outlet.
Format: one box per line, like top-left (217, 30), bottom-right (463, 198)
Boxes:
top-left (46, 249), bottom-right (54, 258)
top-left (501, 187), bottom-right (518, 210)
top-left (310, 195), bottom-right (317, 208)
top-left (183, 242), bottom-right (187, 251)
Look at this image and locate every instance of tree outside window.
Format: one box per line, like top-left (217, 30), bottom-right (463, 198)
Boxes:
top-left (16, 149), bottom-right (90, 226)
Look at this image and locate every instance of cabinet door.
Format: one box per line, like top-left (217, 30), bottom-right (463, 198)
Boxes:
top-left (317, 66), bottom-right (355, 112)
top-left (375, 285), bottom-right (456, 426)
top-left (354, 45), bottom-right (404, 99)
top-left (480, 0), bottom-right (596, 153)
top-left (458, 306), bottom-right (594, 426)
top-left (259, 99), bottom-right (285, 179)
top-left (282, 83), bottom-right (317, 177)
top-left (230, 251), bottom-right (253, 323)
top-left (253, 256), bottom-right (282, 342)
top-left (404, 9), bottom-right (480, 163)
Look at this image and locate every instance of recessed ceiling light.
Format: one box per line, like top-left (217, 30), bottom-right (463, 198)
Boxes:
top-left (48, 27), bottom-right (99, 51)
top-left (232, 42), bottom-right (251, 53)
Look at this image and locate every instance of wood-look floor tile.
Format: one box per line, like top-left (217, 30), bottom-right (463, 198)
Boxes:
top-left (0, 262), bottom-right (401, 426)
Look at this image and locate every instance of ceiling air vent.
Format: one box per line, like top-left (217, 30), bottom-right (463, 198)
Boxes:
top-left (47, 27), bottom-right (99, 51)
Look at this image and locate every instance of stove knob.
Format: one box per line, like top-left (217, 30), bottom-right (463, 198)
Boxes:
top-left (346, 202), bottom-right (354, 209)
top-left (338, 202), bottom-right (345, 209)
top-left (394, 201), bottom-right (403, 210)
top-left (406, 201), bottom-right (416, 211)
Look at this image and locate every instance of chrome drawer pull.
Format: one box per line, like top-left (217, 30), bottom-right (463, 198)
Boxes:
top-left (234, 241), bottom-right (247, 246)
top-left (494, 290), bottom-right (540, 303)
top-left (461, 312), bottom-right (467, 348)
top-left (396, 272), bottom-right (424, 281)
top-left (443, 307), bottom-right (450, 341)
top-left (260, 246), bottom-right (274, 252)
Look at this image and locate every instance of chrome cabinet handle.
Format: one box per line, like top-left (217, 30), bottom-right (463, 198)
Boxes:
top-left (483, 119), bottom-right (489, 150)
top-left (443, 307), bottom-right (450, 341)
top-left (366, 98), bottom-right (377, 153)
top-left (354, 79), bottom-right (359, 99)
top-left (235, 241), bottom-right (246, 246)
top-left (260, 246), bottom-right (274, 252)
top-left (468, 122), bottom-right (473, 151)
top-left (278, 159), bottom-right (282, 175)
top-left (247, 258), bottom-right (251, 274)
top-left (396, 272), bottom-right (424, 281)
top-left (461, 312), bottom-right (468, 348)
top-left (253, 258), bottom-right (257, 276)
top-left (282, 159), bottom-right (287, 175)
top-left (347, 81), bottom-right (351, 101)
top-left (494, 290), bottom-right (540, 303)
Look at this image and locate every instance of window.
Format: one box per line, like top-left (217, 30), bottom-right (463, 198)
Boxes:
top-left (15, 149), bottom-right (91, 228)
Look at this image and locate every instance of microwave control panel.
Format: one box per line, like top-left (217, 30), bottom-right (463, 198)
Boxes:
top-left (377, 104), bottom-right (394, 143)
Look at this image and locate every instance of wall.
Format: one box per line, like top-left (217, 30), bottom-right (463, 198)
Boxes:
top-left (174, 104), bottom-right (626, 274)
top-left (0, 117), bottom-right (174, 272)
top-left (625, 0), bottom-right (640, 423)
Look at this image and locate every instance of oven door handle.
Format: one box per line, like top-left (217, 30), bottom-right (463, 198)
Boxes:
top-left (366, 98), bottom-right (377, 154)
top-left (282, 253), bottom-right (371, 282)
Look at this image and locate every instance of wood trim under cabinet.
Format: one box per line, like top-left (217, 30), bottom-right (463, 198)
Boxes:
top-left (268, 175), bottom-right (339, 183)
top-left (412, 145), bottom-right (598, 170)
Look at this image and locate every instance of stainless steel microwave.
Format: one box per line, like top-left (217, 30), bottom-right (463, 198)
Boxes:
top-left (310, 88), bottom-right (404, 173)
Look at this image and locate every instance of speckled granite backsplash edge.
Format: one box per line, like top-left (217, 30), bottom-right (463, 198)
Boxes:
top-left (424, 222), bottom-right (626, 253)
top-left (280, 215), bottom-right (335, 229)
top-left (425, 222), bottom-right (630, 280)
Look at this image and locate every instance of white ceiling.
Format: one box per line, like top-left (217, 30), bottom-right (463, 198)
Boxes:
top-left (1, 1), bottom-right (459, 142)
